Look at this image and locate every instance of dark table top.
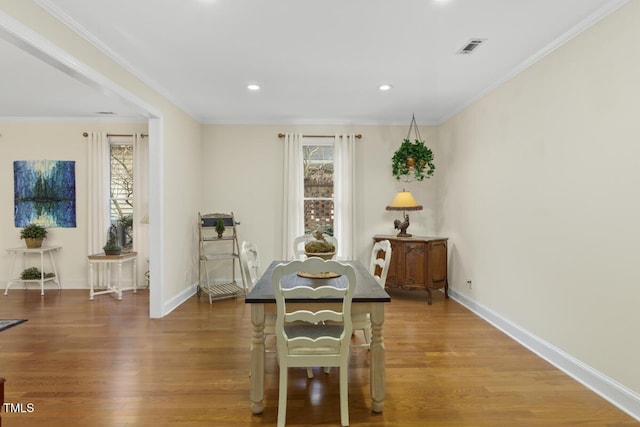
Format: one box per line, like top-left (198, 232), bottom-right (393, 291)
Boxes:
top-left (245, 260), bottom-right (391, 304)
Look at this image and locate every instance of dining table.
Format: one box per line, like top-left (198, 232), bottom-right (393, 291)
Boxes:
top-left (245, 259), bottom-right (391, 415)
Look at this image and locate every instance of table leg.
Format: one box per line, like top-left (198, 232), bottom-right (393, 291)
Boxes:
top-left (133, 258), bottom-right (138, 293)
top-left (4, 252), bottom-right (18, 295)
top-left (370, 303), bottom-right (385, 413)
top-left (250, 304), bottom-right (265, 414)
top-left (117, 261), bottom-right (123, 300)
top-left (89, 261), bottom-right (95, 300)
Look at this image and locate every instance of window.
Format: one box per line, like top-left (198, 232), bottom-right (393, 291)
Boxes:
top-left (283, 132), bottom-right (355, 260)
top-left (109, 138), bottom-right (134, 250)
top-left (303, 141), bottom-right (334, 236)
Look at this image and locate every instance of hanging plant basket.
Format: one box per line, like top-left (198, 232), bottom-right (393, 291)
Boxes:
top-left (391, 114), bottom-right (435, 182)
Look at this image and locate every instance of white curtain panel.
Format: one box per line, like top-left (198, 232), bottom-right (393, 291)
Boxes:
top-left (334, 134), bottom-right (356, 260)
top-left (281, 133), bottom-right (304, 260)
top-left (133, 133), bottom-right (149, 286)
top-left (86, 132), bottom-right (110, 255)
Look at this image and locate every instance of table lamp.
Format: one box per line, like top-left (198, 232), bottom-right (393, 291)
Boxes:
top-left (385, 190), bottom-right (423, 237)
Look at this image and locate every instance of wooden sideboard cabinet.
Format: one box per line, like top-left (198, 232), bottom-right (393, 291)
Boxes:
top-left (373, 235), bottom-right (448, 304)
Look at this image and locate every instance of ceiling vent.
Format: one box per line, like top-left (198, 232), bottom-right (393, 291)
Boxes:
top-left (457, 38), bottom-right (487, 55)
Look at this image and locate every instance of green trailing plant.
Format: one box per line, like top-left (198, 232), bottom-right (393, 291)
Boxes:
top-left (391, 138), bottom-right (435, 181)
top-left (215, 218), bottom-right (225, 236)
top-left (19, 223), bottom-right (48, 240)
top-left (20, 267), bottom-right (54, 280)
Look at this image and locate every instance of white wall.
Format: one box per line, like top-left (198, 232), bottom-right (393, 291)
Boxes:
top-left (201, 124), bottom-right (440, 272)
top-left (438, 0), bottom-right (640, 396)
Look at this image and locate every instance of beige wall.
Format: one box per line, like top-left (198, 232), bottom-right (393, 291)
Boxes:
top-left (438, 1), bottom-right (640, 394)
top-left (0, 121), bottom-right (441, 303)
top-left (200, 124), bottom-right (440, 272)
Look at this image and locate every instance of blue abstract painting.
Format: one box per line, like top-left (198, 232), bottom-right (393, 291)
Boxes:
top-left (14, 160), bottom-right (76, 228)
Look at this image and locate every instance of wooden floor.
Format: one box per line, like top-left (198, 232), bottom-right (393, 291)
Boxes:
top-left (0, 288), bottom-right (636, 427)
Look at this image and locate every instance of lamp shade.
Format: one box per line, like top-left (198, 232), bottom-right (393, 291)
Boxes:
top-left (385, 191), bottom-right (423, 211)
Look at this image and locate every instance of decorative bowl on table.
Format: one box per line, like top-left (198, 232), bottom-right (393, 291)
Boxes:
top-left (304, 233), bottom-right (336, 260)
top-left (296, 270), bottom-right (341, 279)
top-left (304, 251), bottom-right (335, 260)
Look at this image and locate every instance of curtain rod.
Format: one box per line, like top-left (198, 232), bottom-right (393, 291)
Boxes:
top-left (82, 132), bottom-right (147, 138)
top-left (278, 133), bottom-right (362, 139)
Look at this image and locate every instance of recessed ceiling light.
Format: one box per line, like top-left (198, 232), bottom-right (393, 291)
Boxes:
top-left (247, 84), bottom-right (260, 91)
top-left (378, 84), bottom-right (393, 91)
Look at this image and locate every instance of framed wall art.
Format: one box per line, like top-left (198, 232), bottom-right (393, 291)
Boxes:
top-left (14, 160), bottom-right (76, 228)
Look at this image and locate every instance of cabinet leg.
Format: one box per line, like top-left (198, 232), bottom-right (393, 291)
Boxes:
top-left (426, 288), bottom-right (432, 305)
top-left (445, 279), bottom-right (449, 299)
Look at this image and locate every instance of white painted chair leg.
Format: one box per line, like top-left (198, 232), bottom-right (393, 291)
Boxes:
top-left (306, 367), bottom-right (314, 378)
top-left (340, 366), bottom-right (349, 426)
top-left (278, 366), bottom-right (288, 427)
top-left (364, 327), bottom-right (371, 347)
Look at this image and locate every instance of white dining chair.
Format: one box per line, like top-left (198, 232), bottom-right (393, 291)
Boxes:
top-left (240, 241), bottom-right (277, 368)
top-left (369, 239), bottom-right (392, 286)
top-left (240, 240), bottom-right (261, 293)
top-left (352, 239), bottom-right (392, 348)
top-left (272, 258), bottom-right (355, 427)
top-left (292, 233), bottom-right (339, 376)
top-left (242, 241), bottom-right (315, 378)
top-left (292, 235), bottom-right (309, 260)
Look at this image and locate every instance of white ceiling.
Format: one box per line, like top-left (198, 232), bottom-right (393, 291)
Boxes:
top-left (0, 0), bottom-right (629, 124)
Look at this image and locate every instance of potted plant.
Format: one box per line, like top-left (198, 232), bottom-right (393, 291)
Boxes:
top-left (391, 138), bottom-right (435, 181)
top-left (215, 218), bottom-right (225, 238)
top-left (20, 223), bottom-right (48, 249)
top-left (304, 229), bottom-right (336, 260)
top-left (103, 224), bottom-right (122, 255)
top-left (20, 267), bottom-right (54, 280)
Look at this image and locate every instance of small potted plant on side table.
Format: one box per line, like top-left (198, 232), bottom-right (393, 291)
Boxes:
top-left (20, 223), bottom-right (48, 249)
top-left (103, 224), bottom-right (122, 255)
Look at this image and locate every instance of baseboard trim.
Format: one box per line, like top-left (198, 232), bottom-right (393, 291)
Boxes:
top-left (163, 282), bottom-right (197, 316)
top-left (449, 289), bottom-right (640, 421)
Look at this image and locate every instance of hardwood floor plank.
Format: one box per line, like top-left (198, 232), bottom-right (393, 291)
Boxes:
top-left (0, 289), bottom-right (636, 426)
